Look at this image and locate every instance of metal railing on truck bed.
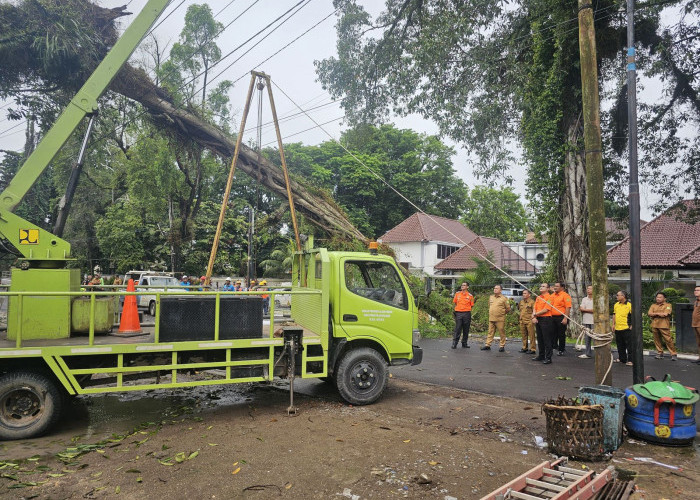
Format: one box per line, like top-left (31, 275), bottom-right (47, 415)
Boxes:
top-left (0, 288), bottom-right (327, 395)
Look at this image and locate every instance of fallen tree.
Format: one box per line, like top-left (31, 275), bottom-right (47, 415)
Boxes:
top-left (110, 64), bottom-right (367, 243)
top-left (1, 1), bottom-right (366, 244)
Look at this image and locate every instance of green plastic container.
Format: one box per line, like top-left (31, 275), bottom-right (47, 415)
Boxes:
top-left (8, 268), bottom-right (79, 340)
top-left (71, 296), bottom-right (116, 334)
top-left (579, 385), bottom-right (626, 452)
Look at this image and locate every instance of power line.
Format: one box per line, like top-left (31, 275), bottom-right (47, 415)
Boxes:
top-left (215, 0), bottom-right (240, 18)
top-left (261, 115), bottom-right (345, 147)
top-left (205, 0), bottom-right (313, 87)
top-left (229, 8), bottom-right (339, 87)
top-left (242, 98), bottom-right (338, 137)
top-left (0, 120), bottom-right (26, 139)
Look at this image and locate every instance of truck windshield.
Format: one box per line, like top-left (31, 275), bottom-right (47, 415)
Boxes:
top-left (344, 261), bottom-right (408, 309)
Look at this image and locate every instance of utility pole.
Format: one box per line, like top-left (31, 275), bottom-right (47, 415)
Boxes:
top-left (627, 0), bottom-right (644, 384)
top-left (578, 0), bottom-right (612, 385)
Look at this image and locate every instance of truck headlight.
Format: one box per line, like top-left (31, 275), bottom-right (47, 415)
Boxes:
top-left (412, 328), bottom-right (421, 345)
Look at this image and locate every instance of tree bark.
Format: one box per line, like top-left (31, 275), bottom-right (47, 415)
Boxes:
top-left (110, 65), bottom-right (367, 243)
top-left (558, 115), bottom-right (591, 332)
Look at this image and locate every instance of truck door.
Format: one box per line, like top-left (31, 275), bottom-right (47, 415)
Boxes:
top-left (339, 259), bottom-right (413, 356)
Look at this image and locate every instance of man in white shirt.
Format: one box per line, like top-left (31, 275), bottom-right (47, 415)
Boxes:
top-left (579, 285), bottom-right (594, 359)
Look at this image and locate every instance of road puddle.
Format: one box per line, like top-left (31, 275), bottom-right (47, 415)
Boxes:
top-left (0, 383), bottom-right (252, 460)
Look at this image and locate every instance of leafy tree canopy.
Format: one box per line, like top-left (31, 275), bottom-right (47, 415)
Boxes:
top-left (461, 186), bottom-right (529, 241)
top-left (281, 123), bottom-right (468, 238)
top-left (317, 0), bottom-right (700, 217)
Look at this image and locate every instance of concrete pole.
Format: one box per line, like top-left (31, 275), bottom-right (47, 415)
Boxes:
top-left (627, 0), bottom-right (644, 384)
top-left (578, 0), bottom-right (612, 385)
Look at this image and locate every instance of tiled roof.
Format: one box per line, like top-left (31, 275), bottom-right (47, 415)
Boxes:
top-left (607, 200), bottom-right (700, 268)
top-left (680, 245), bottom-right (700, 265)
top-left (435, 236), bottom-right (536, 273)
top-left (378, 213), bottom-right (478, 245)
top-left (525, 232), bottom-right (547, 244)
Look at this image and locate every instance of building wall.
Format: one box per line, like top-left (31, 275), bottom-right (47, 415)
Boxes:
top-left (503, 242), bottom-right (549, 272)
top-left (388, 242), bottom-right (424, 271)
top-left (384, 241), bottom-right (455, 276)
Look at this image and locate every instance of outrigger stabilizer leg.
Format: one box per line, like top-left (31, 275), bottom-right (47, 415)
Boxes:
top-left (282, 328), bottom-right (303, 416)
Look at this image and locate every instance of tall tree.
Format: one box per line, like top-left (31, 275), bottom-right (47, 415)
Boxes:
top-left (281, 124), bottom-right (468, 238)
top-left (316, 0), bottom-right (700, 307)
top-left (461, 186), bottom-right (529, 241)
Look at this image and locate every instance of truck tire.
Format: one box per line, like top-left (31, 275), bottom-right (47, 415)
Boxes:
top-left (149, 300), bottom-right (156, 317)
top-left (0, 371), bottom-right (63, 440)
top-left (335, 347), bottom-right (387, 405)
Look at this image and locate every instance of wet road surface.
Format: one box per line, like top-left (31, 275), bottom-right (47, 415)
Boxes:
top-left (390, 336), bottom-right (700, 405)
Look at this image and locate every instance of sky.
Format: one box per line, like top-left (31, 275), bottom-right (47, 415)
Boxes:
top-left (0, 0), bottom-right (671, 221)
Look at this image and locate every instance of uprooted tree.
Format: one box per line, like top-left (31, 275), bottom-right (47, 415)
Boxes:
top-left (0, 0), bottom-right (366, 249)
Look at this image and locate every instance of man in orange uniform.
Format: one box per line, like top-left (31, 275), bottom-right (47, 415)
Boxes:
top-left (481, 284), bottom-right (511, 352)
top-left (532, 283), bottom-right (554, 364)
top-left (452, 282), bottom-right (474, 349)
top-left (648, 291), bottom-right (676, 360)
top-left (550, 281), bottom-right (572, 356)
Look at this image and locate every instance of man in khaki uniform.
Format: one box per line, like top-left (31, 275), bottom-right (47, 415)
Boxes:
top-left (518, 289), bottom-right (536, 353)
top-left (648, 291), bottom-right (676, 360)
top-left (693, 285), bottom-right (700, 365)
top-left (481, 284), bottom-right (511, 352)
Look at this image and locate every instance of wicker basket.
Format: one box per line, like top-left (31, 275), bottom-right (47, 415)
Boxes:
top-left (542, 397), bottom-right (605, 461)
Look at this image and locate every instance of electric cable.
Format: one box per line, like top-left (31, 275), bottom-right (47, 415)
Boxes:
top-left (206, 0), bottom-right (313, 87)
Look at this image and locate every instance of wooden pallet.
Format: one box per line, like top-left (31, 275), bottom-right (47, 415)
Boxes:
top-left (480, 458), bottom-right (615, 500)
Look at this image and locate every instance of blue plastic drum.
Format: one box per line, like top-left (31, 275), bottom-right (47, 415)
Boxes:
top-left (624, 387), bottom-right (696, 446)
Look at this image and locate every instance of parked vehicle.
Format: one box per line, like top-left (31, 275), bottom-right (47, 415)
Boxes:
top-left (0, 0), bottom-right (421, 441)
top-left (123, 272), bottom-right (181, 316)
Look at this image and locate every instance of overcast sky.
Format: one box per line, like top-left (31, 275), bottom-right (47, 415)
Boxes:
top-left (0, 0), bottom-right (667, 220)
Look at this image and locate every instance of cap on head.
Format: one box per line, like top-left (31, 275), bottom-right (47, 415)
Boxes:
top-left (182, 275), bottom-right (188, 279)
top-left (259, 280), bottom-right (267, 285)
top-left (225, 277), bottom-right (231, 281)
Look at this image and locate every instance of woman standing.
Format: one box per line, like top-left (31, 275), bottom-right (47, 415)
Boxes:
top-left (612, 290), bottom-right (632, 365)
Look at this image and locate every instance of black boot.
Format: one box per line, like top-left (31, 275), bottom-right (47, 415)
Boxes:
top-left (451, 342), bottom-right (458, 349)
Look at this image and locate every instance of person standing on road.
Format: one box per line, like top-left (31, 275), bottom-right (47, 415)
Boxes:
top-left (452, 282), bottom-right (474, 349)
top-left (612, 290), bottom-right (632, 365)
top-left (692, 286), bottom-right (700, 364)
top-left (648, 291), bottom-right (677, 361)
top-left (532, 283), bottom-right (554, 364)
top-left (550, 281), bottom-right (572, 356)
top-left (518, 289), bottom-right (536, 353)
top-left (482, 284), bottom-right (511, 352)
top-left (579, 285), bottom-right (594, 359)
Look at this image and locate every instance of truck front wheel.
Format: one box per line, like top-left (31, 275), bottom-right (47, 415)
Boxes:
top-left (335, 347), bottom-right (387, 405)
top-left (0, 371), bottom-right (63, 440)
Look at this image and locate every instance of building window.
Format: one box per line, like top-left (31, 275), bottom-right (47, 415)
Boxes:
top-left (437, 244), bottom-right (459, 259)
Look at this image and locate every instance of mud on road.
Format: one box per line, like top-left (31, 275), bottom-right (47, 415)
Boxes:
top-left (1, 378), bottom-right (698, 499)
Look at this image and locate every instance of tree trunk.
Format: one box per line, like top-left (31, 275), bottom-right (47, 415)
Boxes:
top-left (557, 114), bottom-right (591, 334)
top-left (110, 65), bottom-right (367, 243)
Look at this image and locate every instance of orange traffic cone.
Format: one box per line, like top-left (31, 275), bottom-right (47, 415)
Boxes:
top-left (118, 279), bottom-right (142, 334)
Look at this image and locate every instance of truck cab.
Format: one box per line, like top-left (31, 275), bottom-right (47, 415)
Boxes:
top-left (292, 245), bottom-right (422, 405)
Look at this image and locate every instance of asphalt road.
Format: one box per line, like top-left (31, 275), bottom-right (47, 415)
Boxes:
top-left (390, 336), bottom-right (700, 405)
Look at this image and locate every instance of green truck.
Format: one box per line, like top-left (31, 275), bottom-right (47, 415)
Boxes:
top-left (0, 0), bottom-right (421, 441)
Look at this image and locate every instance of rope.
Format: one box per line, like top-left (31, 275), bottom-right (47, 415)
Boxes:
top-left (575, 326), bottom-right (615, 383)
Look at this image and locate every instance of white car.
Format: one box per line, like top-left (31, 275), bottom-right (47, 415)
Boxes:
top-left (123, 271), bottom-right (180, 316)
